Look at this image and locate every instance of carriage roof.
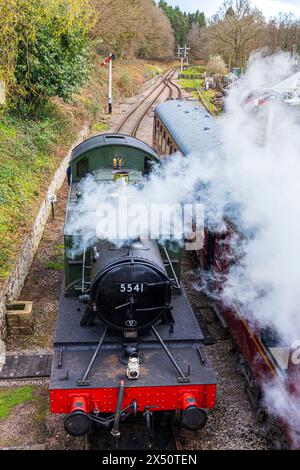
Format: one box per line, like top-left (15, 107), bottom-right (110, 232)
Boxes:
top-left (156, 101), bottom-right (254, 238)
top-left (155, 100), bottom-right (222, 155)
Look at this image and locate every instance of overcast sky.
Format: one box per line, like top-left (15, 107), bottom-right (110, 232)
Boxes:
top-left (161, 0), bottom-right (300, 18)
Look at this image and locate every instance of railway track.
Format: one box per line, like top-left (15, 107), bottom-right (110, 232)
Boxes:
top-left (115, 68), bottom-right (181, 137)
top-left (164, 76), bottom-right (182, 101)
top-left (86, 419), bottom-right (181, 450)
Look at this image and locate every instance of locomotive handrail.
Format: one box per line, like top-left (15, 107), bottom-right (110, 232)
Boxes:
top-left (151, 325), bottom-right (191, 383)
top-left (77, 326), bottom-right (108, 386)
top-left (163, 246), bottom-right (181, 290)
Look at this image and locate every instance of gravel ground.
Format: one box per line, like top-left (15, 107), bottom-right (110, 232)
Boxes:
top-left (0, 74), bottom-right (269, 450)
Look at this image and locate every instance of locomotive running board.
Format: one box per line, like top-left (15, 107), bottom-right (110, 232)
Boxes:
top-left (0, 353), bottom-right (52, 380)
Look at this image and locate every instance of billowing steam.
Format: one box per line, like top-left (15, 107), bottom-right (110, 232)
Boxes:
top-left (216, 52), bottom-right (300, 343)
top-left (209, 51), bottom-right (300, 447)
top-left (66, 153), bottom-right (209, 255)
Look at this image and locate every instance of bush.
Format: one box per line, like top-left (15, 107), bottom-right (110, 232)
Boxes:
top-left (0, 0), bottom-right (95, 109)
top-left (206, 55), bottom-right (227, 75)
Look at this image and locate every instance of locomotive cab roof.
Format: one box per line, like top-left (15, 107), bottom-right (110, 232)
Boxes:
top-left (70, 133), bottom-right (159, 182)
top-left (65, 133), bottom-right (160, 236)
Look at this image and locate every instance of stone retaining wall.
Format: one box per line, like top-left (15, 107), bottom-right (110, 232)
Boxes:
top-left (0, 123), bottom-right (89, 340)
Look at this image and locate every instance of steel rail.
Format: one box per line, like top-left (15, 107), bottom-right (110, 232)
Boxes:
top-left (115, 69), bottom-right (179, 137)
top-left (115, 69), bottom-right (175, 134)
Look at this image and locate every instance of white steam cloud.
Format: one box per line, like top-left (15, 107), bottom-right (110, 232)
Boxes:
top-left (66, 154), bottom-right (207, 255)
top-left (218, 51), bottom-right (300, 344)
top-left (209, 51), bottom-right (300, 447)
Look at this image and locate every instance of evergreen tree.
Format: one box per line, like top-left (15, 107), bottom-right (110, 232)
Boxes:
top-left (158, 1), bottom-right (205, 47)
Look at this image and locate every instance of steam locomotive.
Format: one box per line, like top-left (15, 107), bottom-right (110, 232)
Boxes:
top-left (154, 99), bottom-right (300, 450)
top-left (49, 134), bottom-right (217, 440)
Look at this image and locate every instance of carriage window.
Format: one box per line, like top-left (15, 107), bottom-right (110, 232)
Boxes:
top-left (77, 156), bottom-right (89, 178)
top-left (156, 121), bottom-right (160, 139)
top-left (165, 137), bottom-right (170, 154)
top-left (162, 132), bottom-right (167, 153)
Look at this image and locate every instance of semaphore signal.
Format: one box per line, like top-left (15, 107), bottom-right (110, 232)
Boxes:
top-left (101, 53), bottom-right (116, 114)
top-left (100, 53), bottom-right (116, 67)
top-left (177, 45), bottom-right (190, 73)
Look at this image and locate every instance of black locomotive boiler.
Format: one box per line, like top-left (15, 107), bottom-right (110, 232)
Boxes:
top-left (49, 134), bottom-right (216, 440)
top-left (81, 239), bottom-right (172, 333)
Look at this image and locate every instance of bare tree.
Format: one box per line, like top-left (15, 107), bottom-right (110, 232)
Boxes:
top-left (91, 0), bottom-right (174, 60)
top-left (206, 55), bottom-right (227, 74)
top-left (187, 23), bottom-right (203, 60)
top-left (205, 0), bottom-right (265, 67)
top-left (265, 13), bottom-right (300, 54)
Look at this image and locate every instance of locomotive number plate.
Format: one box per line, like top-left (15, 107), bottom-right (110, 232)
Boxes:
top-left (118, 283), bottom-right (146, 293)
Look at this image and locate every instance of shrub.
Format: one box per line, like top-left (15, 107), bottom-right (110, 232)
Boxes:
top-left (0, 0), bottom-right (95, 109)
top-left (206, 55), bottom-right (227, 75)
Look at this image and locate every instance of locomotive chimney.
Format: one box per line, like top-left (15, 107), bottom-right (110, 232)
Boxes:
top-left (113, 170), bottom-right (129, 186)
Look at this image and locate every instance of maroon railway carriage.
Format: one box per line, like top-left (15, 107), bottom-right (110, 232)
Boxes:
top-left (154, 100), bottom-right (300, 449)
top-left (207, 218), bottom-right (300, 449)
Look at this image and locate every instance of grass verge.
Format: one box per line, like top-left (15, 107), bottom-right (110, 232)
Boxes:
top-left (0, 103), bottom-right (76, 280)
top-left (180, 65), bottom-right (206, 76)
top-left (178, 77), bottom-right (220, 115)
top-left (0, 385), bottom-right (33, 420)
top-left (196, 88), bottom-right (220, 115)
